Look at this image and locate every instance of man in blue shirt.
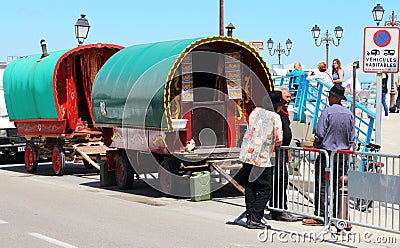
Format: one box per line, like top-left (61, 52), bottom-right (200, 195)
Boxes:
top-left (303, 84), bottom-right (355, 226)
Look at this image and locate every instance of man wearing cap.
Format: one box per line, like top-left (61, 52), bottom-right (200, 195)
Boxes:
top-left (303, 84), bottom-right (355, 226)
top-left (239, 93), bottom-right (284, 229)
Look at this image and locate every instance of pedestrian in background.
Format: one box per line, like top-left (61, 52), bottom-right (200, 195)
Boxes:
top-left (302, 84), bottom-right (355, 226)
top-left (279, 86), bottom-right (292, 114)
top-left (382, 72), bottom-right (389, 118)
top-left (395, 72), bottom-right (400, 111)
top-left (332, 58), bottom-right (344, 86)
top-left (239, 94), bottom-right (284, 229)
top-left (286, 62), bottom-right (305, 96)
top-left (306, 62), bottom-right (333, 84)
top-left (307, 62), bottom-right (333, 111)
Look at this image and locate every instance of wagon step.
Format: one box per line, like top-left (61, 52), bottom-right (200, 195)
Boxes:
top-left (74, 144), bottom-right (109, 155)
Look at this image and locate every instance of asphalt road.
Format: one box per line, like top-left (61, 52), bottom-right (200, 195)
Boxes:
top-left (0, 161), bottom-right (398, 248)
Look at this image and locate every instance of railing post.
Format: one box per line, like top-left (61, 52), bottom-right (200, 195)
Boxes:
top-left (298, 80), bottom-right (309, 123)
top-left (365, 117), bottom-right (375, 145)
top-left (338, 175), bottom-right (352, 231)
top-left (312, 83), bottom-right (323, 131)
top-left (293, 79), bottom-right (304, 121)
top-left (288, 77), bottom-right (293, 90)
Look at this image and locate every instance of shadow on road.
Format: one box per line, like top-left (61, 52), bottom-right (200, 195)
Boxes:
top-left (0, 161), bottom-right (98, 176)
top-left (82, 177), bottom-right (244, 200)
top-left (1, 161), bottom-right (244, 200)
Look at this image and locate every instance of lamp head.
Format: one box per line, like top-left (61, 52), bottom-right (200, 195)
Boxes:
top-left (75, 14), bottom-right (90, 45)
top-left (372, 3), bottom-right (385, 26)
top-left (285, 38), bottom-right (292, 50)
top-left (311, 25), bottom-right (320, 40)
top-left (334, 26), bottom-right (343, 39)
top-left (267, 38), bottom-right (274, 50)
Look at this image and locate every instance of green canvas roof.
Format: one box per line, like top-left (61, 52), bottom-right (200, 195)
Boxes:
top-left (92, 37), bottom-right (201, 128)
top-left (4, 43), bottom-right (123, 122)
top-left (92, 36), bottom-right (273, 130)
top-left (4, 50), bottom-right (67, 120)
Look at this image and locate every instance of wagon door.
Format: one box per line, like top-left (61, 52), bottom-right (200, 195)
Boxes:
top-left (191, 51), bottom-right (228, 148)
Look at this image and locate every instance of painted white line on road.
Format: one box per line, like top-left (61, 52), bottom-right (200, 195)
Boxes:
top-left (29, 233), bottom-right (78, 248)
top-left (0, 219), bottom-right (8, 224)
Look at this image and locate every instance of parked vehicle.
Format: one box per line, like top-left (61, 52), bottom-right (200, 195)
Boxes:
top-left (3, 43), bottom-right (123, 174)
top-left (0, 61), bottom-right (26, 162)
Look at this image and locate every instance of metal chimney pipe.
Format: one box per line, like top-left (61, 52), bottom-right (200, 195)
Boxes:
top-left (40, 39), bottom-right (49, 58)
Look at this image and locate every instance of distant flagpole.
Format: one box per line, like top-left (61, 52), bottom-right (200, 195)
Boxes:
top-left (219, 0), bottom-right (224, 36)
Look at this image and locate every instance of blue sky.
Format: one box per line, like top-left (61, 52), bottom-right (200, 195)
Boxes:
top-left (1, 0), bottom-right (398, 81)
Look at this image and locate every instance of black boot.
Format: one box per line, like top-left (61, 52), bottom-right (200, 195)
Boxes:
top-left (246, 215), bottom-right (270, 229)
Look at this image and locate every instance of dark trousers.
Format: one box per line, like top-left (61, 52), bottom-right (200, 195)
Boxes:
top-left (243, 163), bottom-right (273, 222)
top-left (314, 152), bottom-right (347, 218)
top-left (270, 149), bottom-right (289, 211)
top-left (396, 86), bottom-right (400, 108)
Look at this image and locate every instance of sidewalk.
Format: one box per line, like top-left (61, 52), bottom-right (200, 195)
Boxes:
top-left (380, 111), bottom-right (400, 154)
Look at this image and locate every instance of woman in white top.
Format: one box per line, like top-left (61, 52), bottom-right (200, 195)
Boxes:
top-left (306, 61), bottom-right (333, 84)
top-left (306, 62), bottom-right (333, 110)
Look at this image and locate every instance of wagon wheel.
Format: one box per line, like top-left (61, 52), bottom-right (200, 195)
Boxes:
top-left (115, 155), bottom-right (134, 190)
top-left (159, 160), bottom-right (180, 196)
top-left (52, 144), bottom-right (66, 176)
top-left (24, 142), bottom-right (38, 173)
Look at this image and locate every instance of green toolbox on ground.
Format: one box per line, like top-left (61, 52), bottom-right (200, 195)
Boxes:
top-left (190, 171), bottom-right (211, 201)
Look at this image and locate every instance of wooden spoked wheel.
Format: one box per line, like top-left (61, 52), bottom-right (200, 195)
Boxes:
top-left (52, 144), bottom-right (66, 176)
top-left (24, 142), bottom-right (38, 173)
top-left (115, 156), bottom-right (134, 190)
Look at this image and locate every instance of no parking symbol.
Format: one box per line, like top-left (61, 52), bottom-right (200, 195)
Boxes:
top-left (373, 30), bottom-right (391, 47)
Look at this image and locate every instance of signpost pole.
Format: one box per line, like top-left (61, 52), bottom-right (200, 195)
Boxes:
top-left (376, 72), bottom-right (382, 146)
top-left (352, 62), bottom-right (358, 120)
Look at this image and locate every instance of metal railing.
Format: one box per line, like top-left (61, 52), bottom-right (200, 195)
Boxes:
top-left (269, 146), bottom-right (330, 223)
top-left (266, 146), bottom-right (399, 236)
top-left (330, 150), bottom-right (400, 234)
top-left (274, 75), bottom-right (376, 146)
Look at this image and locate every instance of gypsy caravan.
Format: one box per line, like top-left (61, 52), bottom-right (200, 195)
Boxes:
top-left (4, 42), bottom-right (123, 175)
top-left (92, 36), bottom-right (275, 195)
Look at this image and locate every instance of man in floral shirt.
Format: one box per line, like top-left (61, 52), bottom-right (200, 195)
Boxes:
top-left (239, 93), bottom-right (285, 229)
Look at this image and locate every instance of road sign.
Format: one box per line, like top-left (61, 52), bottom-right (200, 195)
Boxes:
top-left (363, 26), bottom-right (399, 73)
top-left (249, 41), bottom-right (264, 50)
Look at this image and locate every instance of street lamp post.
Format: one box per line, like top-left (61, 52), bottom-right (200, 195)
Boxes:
top-left (266, 38), bottom-right (292, 65)
top-left (311, 25), bottom-right (343, 67)
top-left (372, 4), bottom-right (400, 110)
top-left (75, 14), bottom-right (90, 46)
